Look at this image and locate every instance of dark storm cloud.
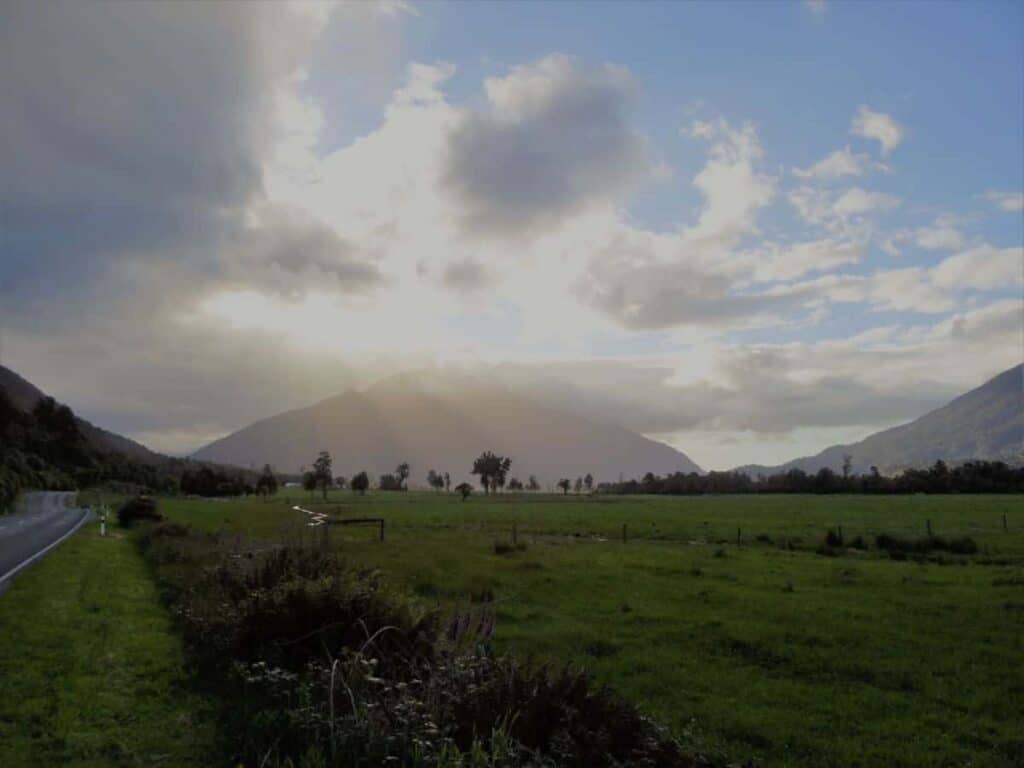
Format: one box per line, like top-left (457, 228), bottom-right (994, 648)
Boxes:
top-left (443, 55), bottom-right (651, 238)
top-left (0, 1), bottom-right (323, 316)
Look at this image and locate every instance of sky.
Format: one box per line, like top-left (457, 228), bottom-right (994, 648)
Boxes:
top-left (1, 0), bottom-right (1022, 470)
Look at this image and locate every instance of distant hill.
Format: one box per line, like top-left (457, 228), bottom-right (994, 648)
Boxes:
top-left (194, 371), bottom-right (702, 485)
top-left (736, 364), bottom-right (1024, 477)
top-left (0, 365), bottom-right (162, 464)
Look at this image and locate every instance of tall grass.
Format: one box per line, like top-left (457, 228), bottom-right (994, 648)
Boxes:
top-left (137, 522), bottom-right (700, 767)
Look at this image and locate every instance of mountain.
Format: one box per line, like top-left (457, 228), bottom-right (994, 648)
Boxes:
top-left (735, 364), bottom-right (1024, 477)
top-left (193, 371), bottom-right (703, 485)
top-left (0, 365), bottom-right (162, 464)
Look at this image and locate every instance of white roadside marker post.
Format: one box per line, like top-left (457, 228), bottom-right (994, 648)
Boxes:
top-left (100, 506), bottom-right (107, 537)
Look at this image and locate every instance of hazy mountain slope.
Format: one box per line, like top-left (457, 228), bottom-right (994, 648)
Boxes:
top-left (193, 372), bottom-right (702, 484)
top-left (736, 364), bottom-right (1024, 476)
top-left (0, 365), bottom-right (162, 464)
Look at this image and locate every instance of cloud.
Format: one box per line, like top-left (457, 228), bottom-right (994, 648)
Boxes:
top-left (491, 298), bottom-right (1022, 439)
top-left (793, 146), bottom-right (870, 180)
top-left (912, 215), bottom-right (965, 251)
top-left (685, 119), bottom-right (775, 243)
top-left (984, 191), bottom-right (1024, 212)
top-left (804, 0), bottom-right (828, 14)
top-left (850, 106), bottom-right (905, 154)
top-left (832, 187), bottom-right (901, 216)
top-left (442, 258), bottom-right (489, 292)
top-left (443, 54), bottom-right (652, 238)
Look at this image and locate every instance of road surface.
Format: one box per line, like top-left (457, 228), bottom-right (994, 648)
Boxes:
top-left (0, 491), bottom-right (91, 587)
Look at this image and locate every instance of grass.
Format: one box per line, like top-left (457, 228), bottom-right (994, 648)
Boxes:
top-left (161, 491), bottom-right (1024, 767)
top-left (0, 522), bottom-right (217, 767)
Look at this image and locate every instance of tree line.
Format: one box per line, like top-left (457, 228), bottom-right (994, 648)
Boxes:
top-left (598, 460), bottom-right (1024, 495)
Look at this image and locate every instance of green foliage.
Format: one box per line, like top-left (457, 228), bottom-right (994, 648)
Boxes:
top-left (0, 525), bottom-right (217, 765)
top-left (471, 452), bottom-right (511, 495)
top-left (159, 492), bottom-right (1024, 767)
top-left (138, 523), bottom-right (695, 767)
top-left (117, 495), bottom-right (163, 527)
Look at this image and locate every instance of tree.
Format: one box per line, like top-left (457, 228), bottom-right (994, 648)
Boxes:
top-left (379, 473), bottom-right (402, 491)
top-left (574, 477), bottom-right (583, 494)
top-left (350, 471), bottom-right (369, 495)
top-left (584, 473), bottom-right (593, 492)
top-left (334, 476), bottom-right (347, 490)
top-left (312, 451), bottom-right (333, 500)
top-left (507, 477), bottom-right (523, 491)
top-left (842, 453), bottom-right (853, 480)
top-left (444, 472), bottom-right (450, 492)
top-left (471, 451), bottom-right (511, 494)
top-left (427, 469), bottom-right (445, 491)
top-left (557, 478), bottom-right (571, 495)
top-left (395, 461), bottom-right (410, 491)
top-left (302, 470), bottom-right (317, 498)
top-left (256, 464), bottom-right (278, 500)
top-left (455, 482), bottom-right (473, 501)
top-left (527, 475), bottom-right (540, 492)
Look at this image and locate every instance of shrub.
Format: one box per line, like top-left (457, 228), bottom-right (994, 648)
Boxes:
top-left (493, 540), bottom-right (514, 555)
top-left (116, 495), bottom-right (162, 527)
top-left (825, 528), bottom-right (844, 548)
top-left (850, 535), bottom-right (868, 550)
top-left (875, 533), bottom-right (978, 558)
top-left (136, 523), bottom-right (699, 767)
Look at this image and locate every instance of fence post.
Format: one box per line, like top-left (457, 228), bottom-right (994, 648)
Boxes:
top-left (379, 519), bottom-right (385, 542)
top-left (926, 519), bottom-right (932, 537)
top-left (622, 523), bottom-right (627, 543)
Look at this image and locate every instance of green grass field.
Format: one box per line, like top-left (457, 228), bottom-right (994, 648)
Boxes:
top-left (0, 524), bottom-right (217, 768)
top-left (162, 491), bottom-right (1024, 768)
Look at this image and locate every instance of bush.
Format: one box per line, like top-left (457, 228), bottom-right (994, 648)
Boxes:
top-left (875, 533), bottom-right (978, 558)
top-left (137, 522), bottom-right (699, 767)
top-left (116, 495), bottom-right (162, 527)
top-left (825, 528), bottom-right (844, 548)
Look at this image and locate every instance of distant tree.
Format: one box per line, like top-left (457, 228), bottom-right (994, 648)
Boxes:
top-left (379, 473), bottom-right (402, 491)
top-left (455, 482), bottom-right (473, 501)
top-left (312, 451), bottom-right (333, 500)
top-left (573, 477), bottom-right (582, 494)
top-left (334, 476), bottom-right (347, 490)
top-left (471, 451), bottom-right (511, 494)
top-left (507, 477), bottom-right (523, 491)
top-left (302, 470), bottom-right (317, 498)
top-left (557, 478), bottom-right (571, 495)
top-left (350, 471), bottom-right (369, 495)
top-left (584, 473), bottom-right (593, 492)
top-left (425, 469), bottom-right (446, 491)
top-left (527, 475), bottom-right (540, 492)
top-left (842, 453), bottom-right (853, 480)
top-left (256, 464), bottom-right (278, 500)
top-left (395, 461), bottom-right (410, 491)
top-left (444, 472), bottom-right (451, 492)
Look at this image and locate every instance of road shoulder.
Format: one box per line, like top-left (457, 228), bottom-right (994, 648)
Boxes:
top-left (0, 525), bottom-right (217, 767)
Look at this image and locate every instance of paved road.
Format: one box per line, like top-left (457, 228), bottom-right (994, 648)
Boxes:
top-left (0, 491), bottom-right (90, 586)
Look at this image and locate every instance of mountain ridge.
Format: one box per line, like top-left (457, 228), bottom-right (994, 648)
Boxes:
top-left (194, 372), bottom-right (703, 484)
top-left (734, 363), bottom-right (1023, 477)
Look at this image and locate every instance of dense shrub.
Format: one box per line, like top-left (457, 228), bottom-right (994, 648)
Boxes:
top-left (824, 529), bottom-right (844, 548)
top-left (116, 495), bottom-right (162, 527)
top-left (875, 533), bottom-right (978, 558)
top-left (138, 523), bottom-right (700, 767)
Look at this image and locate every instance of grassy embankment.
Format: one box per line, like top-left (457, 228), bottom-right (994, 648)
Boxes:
top-left (162, 491), bottom-right (1024, 768)
top-left (0, 515), bottom-right (217, 767)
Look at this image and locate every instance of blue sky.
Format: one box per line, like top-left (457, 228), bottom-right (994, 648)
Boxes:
top-left (2, 0), bottom-right (1021, 468)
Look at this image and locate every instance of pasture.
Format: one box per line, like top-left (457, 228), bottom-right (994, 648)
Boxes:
top-left (163, 491), bottom-right (1024, 767)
